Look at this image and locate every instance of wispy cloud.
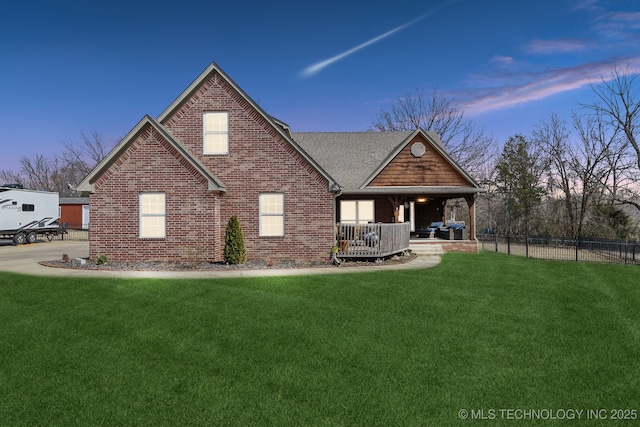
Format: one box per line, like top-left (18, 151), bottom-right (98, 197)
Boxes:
top-left (571, 0), bottom-right (599, 12)
top-left (594, 11), bottom-right (640, 40)
top-left (525, 38), bottom-right (589, 54)
top-left (459, 57), bottom-right (640, 115)
top-left (299, 0), bottom-right (461, 78)
top-left (460, 2), bottom-right (640, 116)
top-left (490, 55), bottom-right (514, 65)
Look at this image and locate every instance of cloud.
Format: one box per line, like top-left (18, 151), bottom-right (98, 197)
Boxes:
top-left (594, 11), bottom-right (640, 40)
top-left (459, 2), bottom-right (640, 116)
top-left (459, 57), bottom-right (640, 115)
top-left (571, 0), bottom-right (599, 12)
top-left (299, 0), bottom-right (462, 78)
top-left (526, 38), bottom-right (589, 54)
top-left (490, 55), bottom-right (514, 65)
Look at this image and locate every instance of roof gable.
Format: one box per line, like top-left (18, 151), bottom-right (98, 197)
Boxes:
top-left (156, 63), bottom-right (336, 189)
top-left (364, 129), bottom-right (480, 188)
top-left (292, 130), bottom-right (482, 194)
top-left (77, 116), bottom-right (226, 193)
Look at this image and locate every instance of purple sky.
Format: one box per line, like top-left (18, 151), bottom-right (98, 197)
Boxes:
top-left (1, 0), bottom-right (639, 173)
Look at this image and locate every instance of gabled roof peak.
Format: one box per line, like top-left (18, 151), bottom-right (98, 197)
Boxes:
top-left (155, 62), bottom-right (337, 189)
top-left (77, 115), bottom-right (226, 193)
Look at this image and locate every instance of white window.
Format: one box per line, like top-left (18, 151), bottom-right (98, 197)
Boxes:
top-left (259, 193), bottom-right (284, 236)
top-left (340, 200), bottom-right (374, 224)
top-left (140, 193), bottom-right (166, 238)
top-left (203, 111), bottom-right (229, 154)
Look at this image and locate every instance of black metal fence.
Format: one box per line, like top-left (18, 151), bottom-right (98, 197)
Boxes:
top-left (478, 234), bottom-right (639, 264)
top-left (49, 223), bottom-right (89, 241)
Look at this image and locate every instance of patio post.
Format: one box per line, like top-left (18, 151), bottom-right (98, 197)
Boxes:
top-left (464, 194), bottom-right (477, 241)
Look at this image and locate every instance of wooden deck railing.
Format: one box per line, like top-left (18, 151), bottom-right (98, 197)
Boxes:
top-left (336, 222), bottom-right (411, 258)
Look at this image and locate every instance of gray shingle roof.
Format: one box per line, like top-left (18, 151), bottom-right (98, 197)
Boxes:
top-left (292, 132), bottom-right (413, 192)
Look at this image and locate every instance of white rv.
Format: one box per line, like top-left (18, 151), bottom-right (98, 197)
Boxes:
top-left (0, 187), bottom-right (60, 244)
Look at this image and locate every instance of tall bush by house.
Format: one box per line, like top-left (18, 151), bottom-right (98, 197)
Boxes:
top-left (224, 215), bottom-right (247, 265)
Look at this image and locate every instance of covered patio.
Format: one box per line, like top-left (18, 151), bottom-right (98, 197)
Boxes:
top-left (334, 190), bottom-right (480, 258)
top-left (292, 129), bottom-right (485, 256)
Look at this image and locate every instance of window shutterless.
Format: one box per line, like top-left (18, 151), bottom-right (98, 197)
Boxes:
top-left (139, 192), bottom-right (166, 238)
top-left (203, 111), bottom-right (229, 155)
top-left (259, 193), bottom-right (284, 236)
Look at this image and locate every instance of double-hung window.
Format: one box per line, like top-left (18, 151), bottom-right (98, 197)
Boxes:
top-left (259, 193), bottom-right (284, 236)
top-left (203, 111), bottom-right (229, 154)
top-left (139, 192), bottom-right (166, 238)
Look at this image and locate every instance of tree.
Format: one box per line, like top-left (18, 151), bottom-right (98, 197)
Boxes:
top-left (0, 131), bottom-right (112, 197)
top-left (584, 63), bottom-right (640, 211)
top-left (370, 87), bottom-right (495, 177)
top-left (533, 113), bottom-right (576, 235)
top-left (473, 144), bottom-right (502, 233)
top-left (60, 131), bottom-right (111, 178)
top-left (224, 215), bottom-right (247, 265)
top-left (495, 134), bottom-right (548, 235)
top-left (533, 112), bottom-right (614, 237)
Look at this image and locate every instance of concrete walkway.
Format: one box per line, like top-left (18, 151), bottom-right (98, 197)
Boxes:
top-left (0, 240), bottom-right (442, 279)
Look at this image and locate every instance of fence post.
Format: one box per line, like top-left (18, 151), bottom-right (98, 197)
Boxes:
top-left (575, 237), bottom-right (579, 262)
top-left (507, 234), bottom-right (511, 255)
top-left (525, 234), bottom-right (529, 258)
top-left (495, 232), bottom-right (498, 252)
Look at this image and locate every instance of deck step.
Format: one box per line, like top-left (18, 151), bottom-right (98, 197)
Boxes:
top-left (409, 244), bottom-right (444, 256)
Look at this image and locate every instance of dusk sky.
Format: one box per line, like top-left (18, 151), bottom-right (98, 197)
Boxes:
top-left (1, 0), bottom-right (639, 173)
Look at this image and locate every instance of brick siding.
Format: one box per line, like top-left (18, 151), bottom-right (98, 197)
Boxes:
top-left (90, 71), bottom-right (335, 263)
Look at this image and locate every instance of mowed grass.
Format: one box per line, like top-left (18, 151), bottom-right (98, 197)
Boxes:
top-left (1, 252), bottom-right (639, 426)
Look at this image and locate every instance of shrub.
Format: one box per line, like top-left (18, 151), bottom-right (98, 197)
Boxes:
top-left (96, 254), bottom-right (108, 265)
top-left (224, 215), bottom-right (247, 265)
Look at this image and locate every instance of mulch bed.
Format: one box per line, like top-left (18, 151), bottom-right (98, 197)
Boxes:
top-left (40, 251), bottom-right (417, 272)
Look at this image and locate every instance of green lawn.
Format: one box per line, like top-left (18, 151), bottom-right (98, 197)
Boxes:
top-left (1, 252), bottom-right (639, 426)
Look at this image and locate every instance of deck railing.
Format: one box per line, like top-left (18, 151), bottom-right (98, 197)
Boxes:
top-left (336, 222), bottom-right (411, 258)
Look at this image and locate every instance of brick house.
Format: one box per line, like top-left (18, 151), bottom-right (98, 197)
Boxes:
top-left (78, 63), bottom-right (483, 263)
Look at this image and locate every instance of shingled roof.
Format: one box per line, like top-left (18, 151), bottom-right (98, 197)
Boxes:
top-left (292, 132), bottom-right (412, 192)
top-left (292, 130), bottom-right (481, 194)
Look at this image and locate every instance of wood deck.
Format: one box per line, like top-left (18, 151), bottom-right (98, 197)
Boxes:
top-left (337, 223), bottom-right (411, 258)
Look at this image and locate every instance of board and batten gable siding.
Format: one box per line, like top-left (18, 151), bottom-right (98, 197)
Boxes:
top-left (369, 134), bottom-right (470, 187)
top-left (160, 71), bottom-right (335, 262)
top-left (89, 126), bottom-right (222, 262)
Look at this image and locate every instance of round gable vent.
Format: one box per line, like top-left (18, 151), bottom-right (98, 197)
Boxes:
top-left (411, 142), bottom-right (426, 158)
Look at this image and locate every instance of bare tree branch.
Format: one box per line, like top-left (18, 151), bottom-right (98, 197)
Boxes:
top-left (370, 87), bottom-right (495, 177)
top-left (584, 63), bottom-right (640, 170)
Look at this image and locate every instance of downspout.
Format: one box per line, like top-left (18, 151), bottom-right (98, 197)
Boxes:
top-left (330, 181), bottom-right (342, 245)
top-left (331, 182), bottom-right (343, 264)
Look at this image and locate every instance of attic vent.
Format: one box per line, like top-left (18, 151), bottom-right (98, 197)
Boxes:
top-left (411, 142), bottom-right (426, 158)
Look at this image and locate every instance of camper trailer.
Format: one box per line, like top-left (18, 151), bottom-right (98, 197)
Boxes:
top-left (0, 187), bottom-right (60, 244)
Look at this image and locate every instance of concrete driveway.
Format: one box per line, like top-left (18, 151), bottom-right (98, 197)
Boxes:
top-left (0, 239), bottom-right (441, 279)
top-left (0, 239), bottom-right (90, 276)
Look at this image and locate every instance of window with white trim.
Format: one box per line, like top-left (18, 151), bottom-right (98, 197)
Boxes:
top-left (259, 193), bottom-right (284, 236)
top-left (203, 111), bottom-right (229, 154)
top-left (139, 192), bottom-right (166, 238)
top-left (340, 200), bottom-right (374, 224)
